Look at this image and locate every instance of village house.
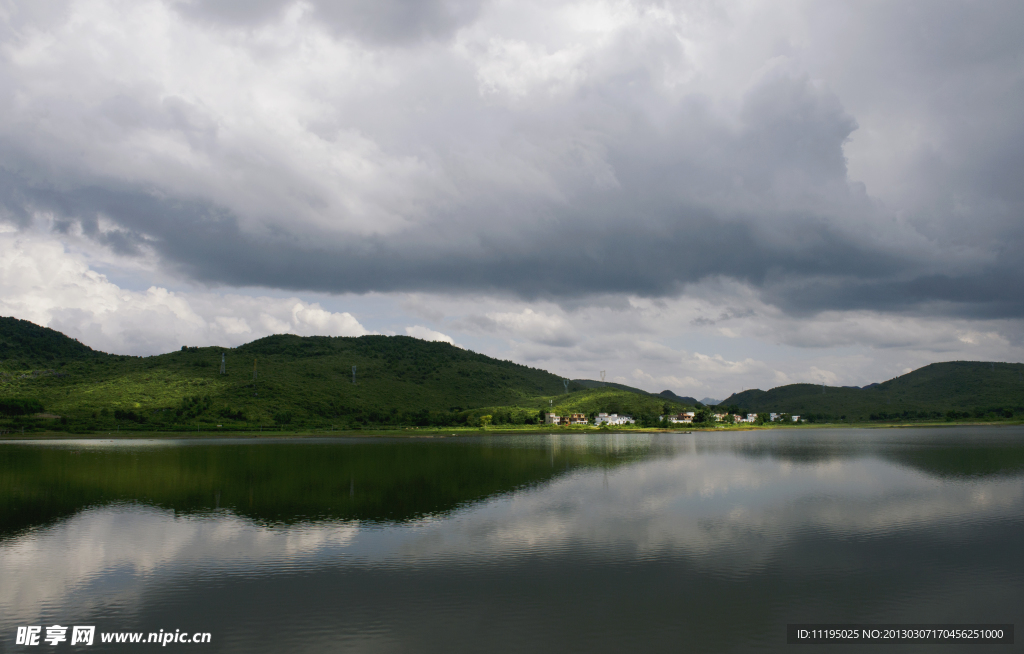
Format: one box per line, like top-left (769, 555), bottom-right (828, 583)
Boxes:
top-left (595, 412), bottom-right (635, 426)
top-left (668, 412), bottom-right (695, 424)
top-left (545, 412), bottom-right (589, 425)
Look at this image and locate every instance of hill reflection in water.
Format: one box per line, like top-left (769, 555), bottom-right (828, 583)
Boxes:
top-left (0, 434), bottom-right (653, 537)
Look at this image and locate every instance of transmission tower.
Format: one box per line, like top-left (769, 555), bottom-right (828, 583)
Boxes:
top-left (220, 352), bottom-right (226, 375)
top-left (563, 379), bottom-right (569, 394)
top-left (600, 370), bottom-right (606, 386)
top-left (352, 365), bottom-right (357, 384)
top-left (253, 358), bottom-right (259, 433)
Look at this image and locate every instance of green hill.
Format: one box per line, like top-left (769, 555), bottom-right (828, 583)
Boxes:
top-left (0, 316), bottom-right (107, 367)
top-left (722, 361), bottom-right (1024, 422)
top-left (0, 319), bottom-right (695, 432)
top-left (571, 380), bottom-right (701, 406)
top-left (657, 389), bottom-right (702, 406)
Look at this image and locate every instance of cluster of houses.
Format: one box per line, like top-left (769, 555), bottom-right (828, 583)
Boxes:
top-left (543, 411), bottom-right (801, 426)
top-left (545, 412), bottom-right (635, 426)
top-left (668, 412), bottom-right (802, 424)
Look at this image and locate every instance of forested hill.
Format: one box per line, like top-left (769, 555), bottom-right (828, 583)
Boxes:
top-left (0, 316), bottom-right (107, 366)
top-left (722, 361), bottom-right (1024, 421)
top-left (0, 319), bottom-right (694, 431)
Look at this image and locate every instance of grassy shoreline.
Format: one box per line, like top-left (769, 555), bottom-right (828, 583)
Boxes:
top-left (3, 419), bottom-right (1022, 440)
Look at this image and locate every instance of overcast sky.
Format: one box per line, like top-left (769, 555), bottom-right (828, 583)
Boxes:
top-left (1, 0), bottom-right (1022, 399)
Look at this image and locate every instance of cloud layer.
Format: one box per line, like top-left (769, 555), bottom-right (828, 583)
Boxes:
top-left (0, 1), bottom-right (1021, 312)
top-left (0, 0), bottom-right (1022, 394)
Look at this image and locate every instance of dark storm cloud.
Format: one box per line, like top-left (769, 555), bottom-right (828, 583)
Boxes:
top-left (8, 160), bottom-right (1018, 319)
top-left (2, 0), bottom-right (1023, 322)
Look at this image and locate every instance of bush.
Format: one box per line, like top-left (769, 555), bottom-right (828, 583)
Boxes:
top-left (274, 411), bottom-right (293, 425)
top-left (114, 409), bottom-right (146, 423)
top-left (176, 395), bottom-right (212, 419)
top-left (217, 407), bottom-right (246, 421)
top-left (0, 398), bottom-right (44, 416)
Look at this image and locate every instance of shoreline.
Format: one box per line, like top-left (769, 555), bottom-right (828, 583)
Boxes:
top-left (3, 420), bottom-right (1022, 440)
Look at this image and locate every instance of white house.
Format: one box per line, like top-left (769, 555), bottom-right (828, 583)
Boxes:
top-left (595, 412), bottom-right (635, 426)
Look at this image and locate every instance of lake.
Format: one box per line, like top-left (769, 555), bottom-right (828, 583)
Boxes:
top-left (2, 427), bottom-right (1022, 652)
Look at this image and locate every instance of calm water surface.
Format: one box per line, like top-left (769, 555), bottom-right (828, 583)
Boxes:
top-left (2, 427), bottom-right (1023, 652)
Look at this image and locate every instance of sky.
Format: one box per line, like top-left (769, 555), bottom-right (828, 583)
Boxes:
top-left (1, 0), bottom-right (1022, 400)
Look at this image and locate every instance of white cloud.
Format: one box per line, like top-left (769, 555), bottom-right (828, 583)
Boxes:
top-left (481, 308), bottom-right (577, 346)
top-left (404, 325), bottom-right (455, 344)
top-left (0, 233), bottom-right (368, 355)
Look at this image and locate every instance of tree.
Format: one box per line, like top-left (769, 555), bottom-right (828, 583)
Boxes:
top-left (274, 411), bottom-right (293, 425)
top-left (638, 412), bottom-right (660, 428)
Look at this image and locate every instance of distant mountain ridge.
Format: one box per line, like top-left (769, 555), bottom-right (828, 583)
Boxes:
top-left (571, 380), bottom-right (701, 406)
top-left (5, 316), bottom-right (1019, 428)
top-left (657, 389), bottom-right (702, 406)
top-left (721, 361), bottom-right (1024, 420)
